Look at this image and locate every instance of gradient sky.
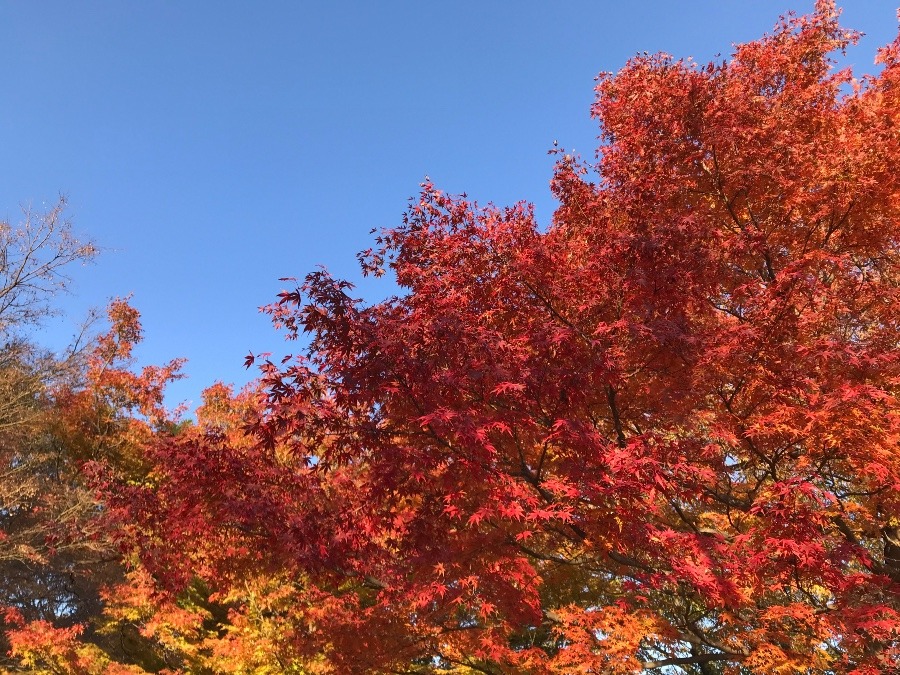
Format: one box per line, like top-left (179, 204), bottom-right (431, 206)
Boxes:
top-left (1, 2), bottom-right (897, 411)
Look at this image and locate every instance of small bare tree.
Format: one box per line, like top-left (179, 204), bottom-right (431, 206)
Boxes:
top-left (0, 196), bottom-right (96, 334)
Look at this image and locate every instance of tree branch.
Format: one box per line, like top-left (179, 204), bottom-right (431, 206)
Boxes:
top-left (642, 652), bottom-right (741, 670)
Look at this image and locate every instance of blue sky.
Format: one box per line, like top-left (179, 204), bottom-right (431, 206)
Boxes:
top-left (1, 2), bottom-right (897, 411)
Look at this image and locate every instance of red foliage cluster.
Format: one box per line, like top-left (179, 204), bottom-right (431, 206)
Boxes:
top-left (15, 3), bottom-right (900, 673)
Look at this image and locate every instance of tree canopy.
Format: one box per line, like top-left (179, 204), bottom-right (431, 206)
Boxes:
top-left (6, 2), bottom-right (900, 673)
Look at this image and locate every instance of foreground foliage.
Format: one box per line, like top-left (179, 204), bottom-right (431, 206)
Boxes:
top-left (8, 2), bottom-right (900, 673)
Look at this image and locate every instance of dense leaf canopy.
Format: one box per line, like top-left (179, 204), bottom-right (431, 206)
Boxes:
top-left (7, 3), bottom-right (900, 673)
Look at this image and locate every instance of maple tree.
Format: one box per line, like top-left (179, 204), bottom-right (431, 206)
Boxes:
top-left (11, 2), bottom-right (900, 673)
top-left (0, 203), bottom-right (186, 672)
top-left (0, 296), bottom-right (188, 673)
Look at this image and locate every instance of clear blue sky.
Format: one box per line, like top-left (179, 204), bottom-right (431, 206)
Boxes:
top-left (1, 2), bottom-right (897, 411)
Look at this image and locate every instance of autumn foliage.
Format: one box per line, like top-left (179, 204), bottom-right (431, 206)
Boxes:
top-left (6, 2), bottom-right (900, 673)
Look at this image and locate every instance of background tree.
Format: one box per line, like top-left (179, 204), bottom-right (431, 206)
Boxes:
top-left (0, 199), bottom-right (102, 653)
top-left (0, 202), bottom-right (190, 672)
top-left (2, 297), bottom-right (188, 673)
